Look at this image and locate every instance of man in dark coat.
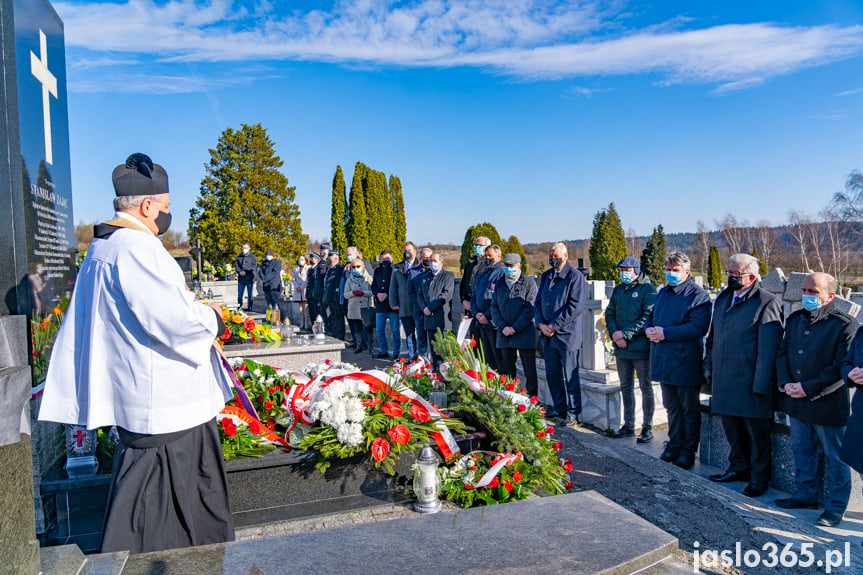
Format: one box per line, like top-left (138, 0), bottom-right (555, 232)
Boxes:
top-left (840, 327), bottom-right (863, 480)
top-left (606, 256), bottom-right (657, 443)
top-left (417, 252), bottom-right (455, 369)
top-left (535, 242), bottom-right (587, 426)
top-left (390, 242), bottom-right (419, 360)
top-left (491, 253), bottom-right (538, 396)
top-left (704, 253), bottom-right (783, 497)
top-left (313, 242), bottom-right (331, 320)
top-left (460, 236), bottom-right (492, 319)
top-left (322, 250), bottom-right (345, 339)
top-left (409, 249), bottom-right (432, 357)
top-left (471, 244), bottom-right (503, 371)
top-left (257, 249), bottom-right (283, 312)
top-left (306, 253), bottom-right (320, 326)
top-left (373, 251), bottom-right (400, 359)
top-left (775, 272), bottom-right (857, 527)
top-left (234, 243), bottom-right (257, 311)
top-left (646, 252), bottom-right (711, 470)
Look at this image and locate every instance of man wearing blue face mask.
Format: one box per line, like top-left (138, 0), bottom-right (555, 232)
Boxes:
top-left (471, 244), bottom-right (503, 370)
top-left (606, 256), bottom-right (657, 442)
top-left (775, 272), bottom-right (857, 527)
top-left (645, 252), bottom-right (711, 470)
top-left (461, 236), bottom-right (492, 319)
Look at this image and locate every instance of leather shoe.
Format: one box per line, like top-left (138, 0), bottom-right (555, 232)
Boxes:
top-left (742, 482), bottom-right (768, 497)
top-left (673, 453), bottom-right (695, 469)
top-left (613, 426), bottom-right (635, 438)
top-left (563, 414), bottom-right (581, 427)
top-left (774, 497), bottom-right (818, 509)
top-left (660, 447), bottom-right (679, 462)
top-left (709, 470), bottom-right (750, 483)
top-left (816, 511), bottom-right (843, 527)
top-left (637, 428), bottom-right (653, 443)
top-left (374, 352), bottom-right (389, 359)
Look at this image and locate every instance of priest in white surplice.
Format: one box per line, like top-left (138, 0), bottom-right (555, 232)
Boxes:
top-left (39, 153), bottom-right (236, 554)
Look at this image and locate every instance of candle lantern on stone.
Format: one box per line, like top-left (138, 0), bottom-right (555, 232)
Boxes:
top-left (413, 443), bottom-right (442, 513)
top-left (313, 315), bottom-right (325, 340)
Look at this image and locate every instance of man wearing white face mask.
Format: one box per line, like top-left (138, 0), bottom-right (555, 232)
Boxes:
top-left (418, 252), bottom-right (455, 369)
top-left (775, 272), bottom-right (857, 527)
top-left (645, 252), bottom-right (711, 470)
top-left (606, 256), bottom-right (657, 443)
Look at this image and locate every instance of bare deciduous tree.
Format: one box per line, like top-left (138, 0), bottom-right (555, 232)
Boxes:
top-left (626, 227), bottom-right (644, 258)
top-left (694, 220), bottom-right (711, 275)
top-left (753, 220), bottom-right (777, 267)
top-left (788, 210), bottom-right (811, 271)
top-left (717, 213), bottom-right (751, 255)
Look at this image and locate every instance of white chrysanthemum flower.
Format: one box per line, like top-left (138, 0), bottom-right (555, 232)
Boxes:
top-left (253, 369), bottom-right (262, 377)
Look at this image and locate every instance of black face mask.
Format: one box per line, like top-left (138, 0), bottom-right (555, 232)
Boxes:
top-left (404, 252), bottom-right (413, 261)
top-left (728, 275), bottom-right (745, 291)
top-left (421, 259), bottom-right (430, 268)
top-left (549, 257), bottom-right (563, 270)
top-left (155, 210), bottom-right (172, 235)
top-left (382, 260), bottom-right (392, 267)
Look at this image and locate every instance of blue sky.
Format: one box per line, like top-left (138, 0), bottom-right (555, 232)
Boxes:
top-left (55, 0), bottom-right (863, 244)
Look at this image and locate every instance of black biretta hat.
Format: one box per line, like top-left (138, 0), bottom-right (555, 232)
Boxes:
top-left (112, 153), bottom-right (169, 197)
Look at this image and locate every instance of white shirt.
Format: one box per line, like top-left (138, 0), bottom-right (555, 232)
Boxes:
top-left (39, 214), bottom-right (233, 434)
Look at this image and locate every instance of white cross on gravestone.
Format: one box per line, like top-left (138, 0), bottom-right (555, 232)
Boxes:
top-left (30, 29), bottom-right (57, 165)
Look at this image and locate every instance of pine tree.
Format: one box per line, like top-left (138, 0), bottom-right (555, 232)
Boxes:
top-left (707, 245), bottom-right (722, 288)
top-left (640, 224), bottom-right (667, 285)
top-left (588, 202), bottom-right (628, 281)
top-left (502, 235), bottom-right (528, 267)
top-left (390, 174), bottom-right (406, 253)
top-left (189, 123), bottom-right (307, 263)
top-left (460, 223), bottom-right (501, 269)
top-left (346, 162), bottom-right (369, 255)
top-left (330, 165), bottom-right (348, 254)
top-left (751, 247), bottom-right (768, 275)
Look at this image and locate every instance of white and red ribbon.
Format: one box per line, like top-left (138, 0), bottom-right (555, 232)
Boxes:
top-left (459, 371), bottom-right (531, 407)
top-left (457, 450), bottom-right (523, 488)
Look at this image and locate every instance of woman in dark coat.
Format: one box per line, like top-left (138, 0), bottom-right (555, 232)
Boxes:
top-left (490, 254), bottom-right (539, 396)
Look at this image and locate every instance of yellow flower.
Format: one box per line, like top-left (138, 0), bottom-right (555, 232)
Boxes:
top-left (231, 314), bottom-right (243, 324)
top-left (53, 306), bottom-right (62, 316)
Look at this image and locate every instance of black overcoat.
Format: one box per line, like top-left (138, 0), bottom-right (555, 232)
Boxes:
top-left (840, 328), bottom-right (863, 472)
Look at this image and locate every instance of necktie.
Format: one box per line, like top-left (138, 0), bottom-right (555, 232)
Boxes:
top-left (732, 295), bottom-right (741, 307)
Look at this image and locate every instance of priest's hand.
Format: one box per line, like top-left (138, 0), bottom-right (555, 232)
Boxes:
top-left (848, 367), bottom-right (863, 385)
top-left (502, 326), bottom-right (515, 336)
top-left (207, 302), bottom-right (222, 313)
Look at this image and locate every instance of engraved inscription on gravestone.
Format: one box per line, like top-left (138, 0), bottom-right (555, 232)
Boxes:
top-left (0, 0), bottom-right (76, 317)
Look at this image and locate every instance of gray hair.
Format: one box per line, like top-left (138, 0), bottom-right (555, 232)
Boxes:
top-left (475, 236), bottom-right (491, 246)
top-left (549, 242), bottom-right (568, 255)
top-left (486, 244), bottom-right (502, 257)
top-left (113, 194), bottom-right (155, 211)
top-left (664, 251), bottom-right (691, 271)
top-left (420, 247), bottom-right (433, 257)
top-left (729, 253), bottom-right (760, 277)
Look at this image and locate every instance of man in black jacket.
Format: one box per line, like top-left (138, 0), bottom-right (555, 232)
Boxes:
top-left (306, 253), bottom-right (320, 326)
top-left (460, 236), bottom-right (491, 318)
top-left (418, 252), bottom-right (455, 369)
top-left (258, 249), bottom-right (283, 312)
top-left (373, 251), bottom-right (400, 359)
top-left (322, 250), bottom-right (345, 339)
top-left (775, 272), bottom-right (858, 527)
top-left (704, 253), bottom-right (783, 497)
top-left (409, 249), bottom-right (432, 357)
top-left (313, 242), bottom-right (331, 318)
top-left (234, 243), bottom-right (257, 311)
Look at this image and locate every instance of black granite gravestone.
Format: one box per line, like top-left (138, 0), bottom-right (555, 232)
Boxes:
top-left (0, 0), bottom-right (76, 317)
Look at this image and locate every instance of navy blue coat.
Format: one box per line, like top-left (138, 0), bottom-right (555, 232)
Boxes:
top-left (841, 327), bottom-right (863, 473)
top-left (491, 274), bottom-right (538, 349)
top-left (417, 270), bottom-right (455, 333)
top-left (258, 259), bottom-right (282, 291)
top-left (534, 262), bottom-right (587, 351)
top-left (647, 276), bottom-right (711, 387)
top-left (471, 262), bottom-right (503, 319)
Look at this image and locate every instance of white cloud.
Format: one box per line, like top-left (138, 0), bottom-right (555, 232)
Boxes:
top-left (836, 87), bottom-right (863, 96)
top-left (54, 0), bottom-right (863, 93)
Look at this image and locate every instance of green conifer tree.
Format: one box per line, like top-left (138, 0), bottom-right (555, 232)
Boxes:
top-left (346, 162), bottom-right (369, 255)
top-left (707, 245), bottom-right (722, 288)
top-left (640, 224), bottom-right (667, 285)
top-left (390, 174), bottom-right (406, 253)
top-left (751, 247), bottom-right (768, 275)
top-left (502, 235), bottom-right (528, 267)
top-left (189, 123), bottom-right (307, 263)
top-left (588, 202), bottom-right (628, 281)
top-left (330, 165), bottom-right (348, 254)
top-left (460, 223), bottom-right (502, 269)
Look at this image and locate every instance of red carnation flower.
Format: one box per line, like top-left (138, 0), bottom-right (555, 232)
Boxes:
top-left (565, 458), bottom-right (572, 465)
top-left (519, 389), bottom-right (527, 395)
top-left (486, 371), bottom-right (495, 380)
top-left (500, 375), bottom-right (507, 383)
top-left (553, 441), bottom-right (562, 451)
top-left (512, 471), bottom-right (523, 483)
top-left (529, 396), bottom-right (539, 404)
top-left (537, 430), bottom-right (547, 439)
top-left (489, 477), bottom-right (500, 489)
top-left (517, 404), bottom-right (527, 413)
top-left (387, 424), bottom-right (411, 445)
top-left (563, 462), bottom-right (573, 472)
top-left (381, 402), bottom-right (403, 418)
top-left (504, 480), bottom-right (513, 493)
top-left (409, 404), bottom-right (430, 422)
top-left (505, 383), bottom-right (515, 391)
top-left (371, 437), bottom-right (390, 462)
top-left (218, 327), bottom-right (232, 341)
top-left (469, 338), bottom-right (477, 348)
top-left (414, 373), bottom-right (421, 378)
top-left (243, 317), bottom-right (256, 331)
top-left (546, 426), bottom-right (555, 435)
top-left (565, 482), bottom-right (573, 490)
top-left (221, 418), bottom-right (237, 437)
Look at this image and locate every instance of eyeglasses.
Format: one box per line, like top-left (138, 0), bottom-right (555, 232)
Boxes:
top-left (725, 270), bottom-right (747, 277)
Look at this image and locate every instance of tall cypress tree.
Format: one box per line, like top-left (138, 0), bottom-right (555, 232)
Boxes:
top-left (460, 223), bottom-right (502, 269)
top-left (502, 235), bottom-right (528, 268)
top-left (347, 162), bottom-right (369, 256)
top-left (707, 245), bottom-right (722, 288)
top-left (640, 224), bottom-right (667, 285)
top-left (390, 174), bottom-right (406, 254)
top-left (330, 165), bottom-right (348, 254)
top-left (751, 247), bottom-right (768, 275)
top-left (588, 202), bottom-right (628, 281)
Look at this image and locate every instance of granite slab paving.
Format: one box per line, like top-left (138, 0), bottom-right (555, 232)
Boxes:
top-left (119, 491), bottom-right (677, 575)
